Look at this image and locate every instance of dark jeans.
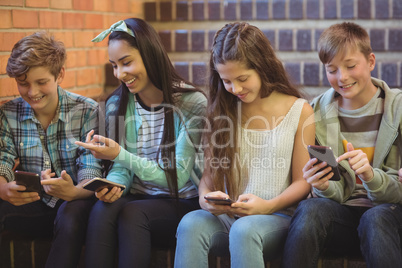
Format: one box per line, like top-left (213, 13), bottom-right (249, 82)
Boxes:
top-left (45, 197), bottom-right (97, 268)
top-left (0, 199), bottom-right (60, 240)
top-left (281, 198), bottom-right (402, 268)
top-left (85, 194), bottom-right (200, 268)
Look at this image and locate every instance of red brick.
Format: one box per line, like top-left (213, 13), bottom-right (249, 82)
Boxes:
top-left (0, 77), bottom-right (18, 98)
top-left (130, 2), bottom-right (143, 17)
top-left (76, 68), bottom-right (97, 86)
top-left (66, 50), bottom-right (87, 68)
top-left (0, 32), bottom-right (27, 52)
top-left (113, 0), bottom-right (129, 13)
top-left (63, 13), bottom-right (85, 29)
top-left (52, 32), bottom-right (74, 48)
top-left (50, 0), bottom-right (72, 9)
top-left (1, 55), bottom-right (10, 75)
top-left (104, 15), bottom-right (120, 28)
top-left (94, 0), bottom-right (112, 12)
top-left (87, 49), bottom-right (108, 66)
top-left (85, 14), bottom-right (104, 29)
top-left (60, 69), bottom-right (76, 89)
top-left (12, 10), bottom-right (39, 28)
top-left (26, 0), bottom-right (49, 7)
top-left (39, 11), bottom-right (63, 29)
top-left (73, 87), bottom-right (103, 99)
top-left (73, 0), bottom-right (93, 11)
top-left (0, 0), bottom-right (23, 6)
top-left (0, 10), bottom-right (12, 29)
top-left (74, 31), bottom-right (94, 48)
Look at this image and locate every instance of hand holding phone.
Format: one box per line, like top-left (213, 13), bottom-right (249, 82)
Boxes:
top-left (204, 196), bottom-right (234, 206)
top-left (83, 178), bottom-right (126, 192)
top-left (14, 170), bottom-right (42, 193)
top-left (307, 145), bottom-right (341, 181)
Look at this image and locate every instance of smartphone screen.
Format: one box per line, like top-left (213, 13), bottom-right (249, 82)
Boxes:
top-left (307, 145), bottom-right (341, 181)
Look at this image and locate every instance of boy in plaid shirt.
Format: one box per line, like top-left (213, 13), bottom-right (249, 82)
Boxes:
top-left (0, 31), bottom-right (102, 267)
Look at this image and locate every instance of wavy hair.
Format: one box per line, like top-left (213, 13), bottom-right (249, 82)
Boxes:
top-left (6, 31), bottom-right (66, 80)
top-left (205, 22), bottom-right (300, 198)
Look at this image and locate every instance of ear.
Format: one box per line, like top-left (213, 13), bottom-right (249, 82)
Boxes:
top-left (368, 53), bottom-right (376, 71)
top-left (56, 67), bottom-right (65, 84)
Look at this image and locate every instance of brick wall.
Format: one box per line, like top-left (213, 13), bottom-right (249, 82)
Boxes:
top-left (0, 0), bottom-right (144, 104)
top-left (1, 0), bottom-right (401, 104)
top-left (145, 0), bottom-right (402, 99)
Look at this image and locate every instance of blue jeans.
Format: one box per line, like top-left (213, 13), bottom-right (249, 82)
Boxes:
top-left (45, 197), bottom-right (97, 268)
top-left (85, 195), bottom-right (199, 268)
top-left (175, 209), bottom-right (291, 268)
top-left (282, 198), bottom-right (402, 268)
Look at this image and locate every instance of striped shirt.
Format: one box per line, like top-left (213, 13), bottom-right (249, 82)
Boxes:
top-left (0, 86), bottom-right (103, 207)
top-left (338, 87), bottom-right (384, 207)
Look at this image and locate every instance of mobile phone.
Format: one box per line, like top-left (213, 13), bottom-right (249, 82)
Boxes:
top-left (204, 196), bottom-right (234, 205)
top-left (14, 170), bottom-right (42, 193)
top-left (83, 178), bottom-right (126, 192)
top-left (307, 145), bottom-right (341, 181)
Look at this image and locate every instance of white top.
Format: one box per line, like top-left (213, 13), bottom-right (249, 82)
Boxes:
top-left (240, 98), bottom-right (306, 215)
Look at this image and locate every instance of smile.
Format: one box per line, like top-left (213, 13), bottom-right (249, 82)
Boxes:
top-left (126, 77), bottom-right (136, 84)
top-left (340, 82), bottom-right (356, 89)
top-left (30, 96), bottom-right (44, 101)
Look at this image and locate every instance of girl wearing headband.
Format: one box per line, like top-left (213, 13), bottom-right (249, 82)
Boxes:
top-left (77, 18), bottom-right (206, 267)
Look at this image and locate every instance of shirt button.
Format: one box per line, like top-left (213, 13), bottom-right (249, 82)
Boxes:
top-left (45, 161), bottom-right (50, 165)
top-left (20, 142), bottom-right (23, 146)
top-left (66, 145), bottom-right (69, 149)
top-left (40, 136), bottom-right (44, 139)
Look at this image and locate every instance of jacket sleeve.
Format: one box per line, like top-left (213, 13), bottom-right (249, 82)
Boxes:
top-left (112, 92), bottom-right (207, 190)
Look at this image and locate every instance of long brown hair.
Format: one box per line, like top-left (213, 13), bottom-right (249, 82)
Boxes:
top-left (105, 18), bottom-right (203, 199)
top-left (205, 22), bottom-right (300, 198)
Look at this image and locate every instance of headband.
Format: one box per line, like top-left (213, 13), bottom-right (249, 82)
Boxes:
top-left (91, 20), bottom-right (135, 42)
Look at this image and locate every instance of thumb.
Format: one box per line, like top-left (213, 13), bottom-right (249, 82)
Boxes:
top-left (93, 135), bottom-right (109, 146)
top-left (60, 170), bottom-right (72, 181)
top-left (347, 142), bottom-right (354, 152)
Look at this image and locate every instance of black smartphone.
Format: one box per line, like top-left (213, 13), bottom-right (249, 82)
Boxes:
top-left (307, 145), bottom-right (341, 181)
top-left (83, 178), bottom-right (126, 192)
top-left (14, 170), bottom-right (42, 193)
top-left (204, 196), bottom-right (234, 205)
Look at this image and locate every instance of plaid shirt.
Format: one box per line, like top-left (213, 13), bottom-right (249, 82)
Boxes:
top-left (0, 87), bottom-right (102, 207)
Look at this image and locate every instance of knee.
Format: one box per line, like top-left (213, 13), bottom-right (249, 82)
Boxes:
top-left (229, 217), bottom-right (256, 243)
top-left (291, 198), bottom-right (336, 231)
top-left (358, 204), bottom-right (397, 234)
top-left (177, 210), bottom-right (210, 237)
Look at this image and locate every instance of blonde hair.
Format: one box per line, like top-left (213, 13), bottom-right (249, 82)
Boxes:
top-left (318, 22), bottom-right (372, 64)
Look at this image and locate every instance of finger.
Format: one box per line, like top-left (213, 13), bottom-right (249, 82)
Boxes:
top-left (93, 135), bottom-right (109, 146)
top-left (41, 178), bottom-right (60, 185)
top-left (86, 130), bottom-right (95, 143)
top-left (337, 151), bottom-right (356, 162)
top-left (60, 171), bottom-right (72, 181)
top-left (347, 142), bottom-right (354, 152)
top-left (303, 158), bottom-right (318, 173)
top-left (75, 141), bottom-right (98, 150)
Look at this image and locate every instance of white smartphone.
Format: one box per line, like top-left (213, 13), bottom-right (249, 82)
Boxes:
top-left (83, 178), bottom-right (126, 192)
top-left (307, 145), bottom-right (341, 181)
